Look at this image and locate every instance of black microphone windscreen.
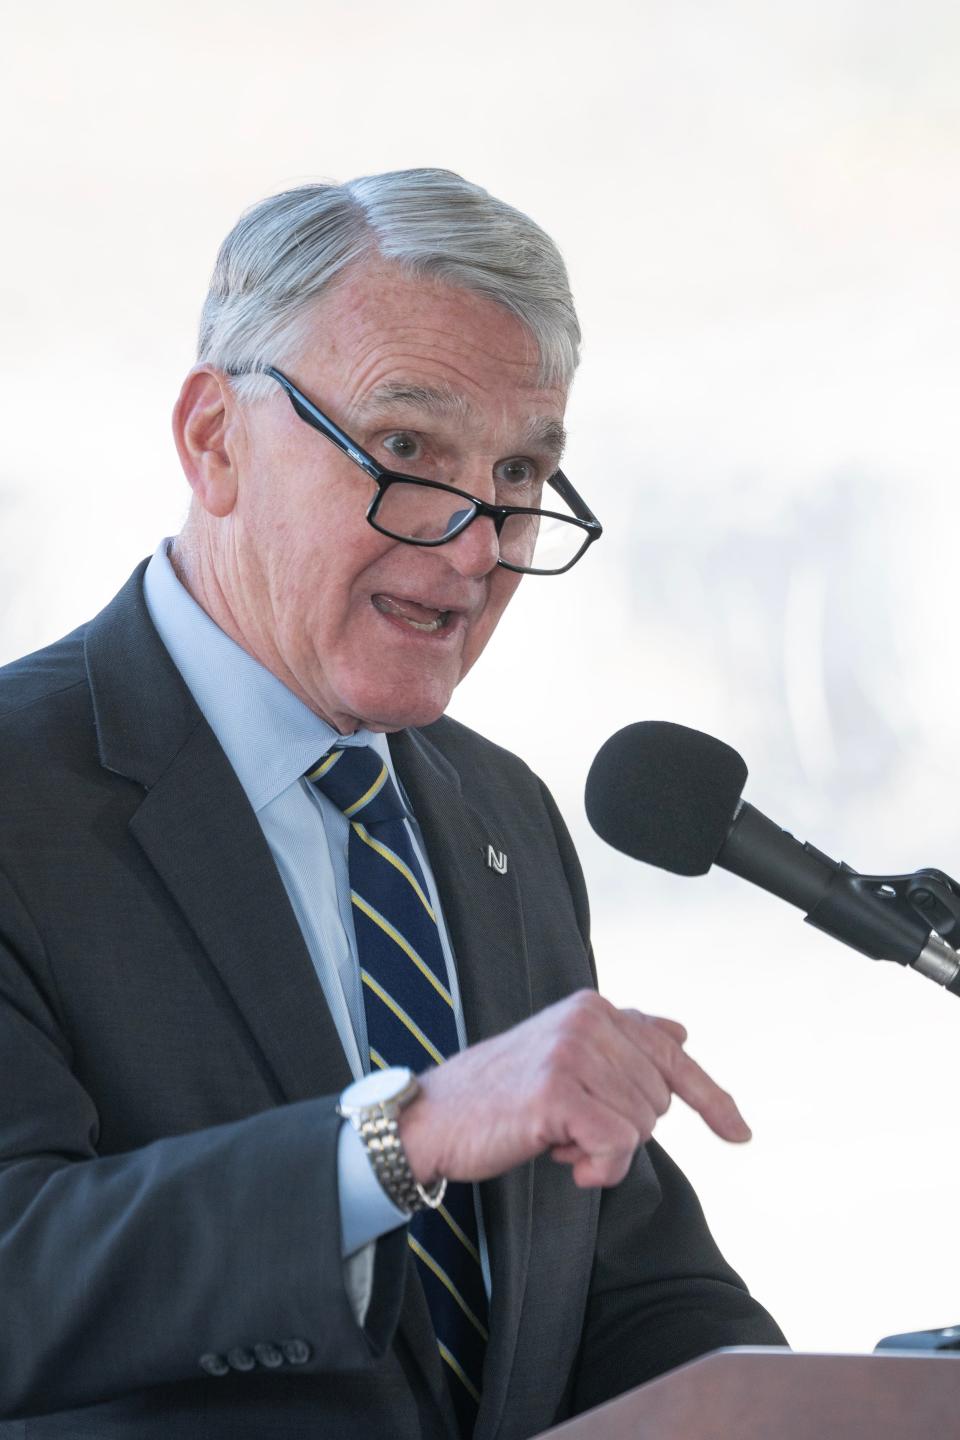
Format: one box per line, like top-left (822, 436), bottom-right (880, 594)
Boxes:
top-left (585, 721), bottom-right (748, 876)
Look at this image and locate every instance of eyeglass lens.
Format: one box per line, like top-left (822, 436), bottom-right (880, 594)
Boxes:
top-left (372, 482), bottom-right (585, 573)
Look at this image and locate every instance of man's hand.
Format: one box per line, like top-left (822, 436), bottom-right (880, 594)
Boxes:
top-left (399, 990), bottom-right (750, 1191)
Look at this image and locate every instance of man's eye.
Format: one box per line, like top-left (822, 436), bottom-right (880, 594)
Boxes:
top-left (495, 458), bottom-right (537, 487)
top-left (383, 433), bottom-right (420, 463)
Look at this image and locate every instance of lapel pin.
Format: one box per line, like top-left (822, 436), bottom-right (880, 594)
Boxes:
top-left (486, 845), bottom-right (508, 875)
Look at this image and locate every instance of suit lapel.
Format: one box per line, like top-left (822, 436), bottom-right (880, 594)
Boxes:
top-left (129, 730), bottom-right (354, 1103)
top-left (392, 727), bottom-right (535, 1440)
top-left (84, 566), bottom-right (352, 1105)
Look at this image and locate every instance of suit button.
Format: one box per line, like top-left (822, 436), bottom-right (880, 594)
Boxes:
top-left (227, 1347), bottom-right (256, 1372)
top-left (254, 1342), bottom-right (284, 1369)
top-left (199, 1352), bottom-right (229, 1377)
top-left (281, 1338), bottom-right (312, 1365)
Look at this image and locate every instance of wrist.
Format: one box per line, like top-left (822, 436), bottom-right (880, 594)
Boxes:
top-left (338, 1067), bottom-right (446, 1214)
top-left (396, 1076), bottom-right (441, 1190)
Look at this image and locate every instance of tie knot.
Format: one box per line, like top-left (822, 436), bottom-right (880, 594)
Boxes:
top-left (306, 746), bottom-right (406, 827)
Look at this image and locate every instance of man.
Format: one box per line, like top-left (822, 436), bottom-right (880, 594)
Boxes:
top-left (0, 168), bottom-right (783, 1438)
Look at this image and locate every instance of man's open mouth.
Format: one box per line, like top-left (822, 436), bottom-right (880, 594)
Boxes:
top-left (372, 594), bottom-right (453, 634)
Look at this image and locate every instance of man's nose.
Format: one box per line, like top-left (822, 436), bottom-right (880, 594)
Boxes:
top-left (441, 511), bottom-right (500, 578)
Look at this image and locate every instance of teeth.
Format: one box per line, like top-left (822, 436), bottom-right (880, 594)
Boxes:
top-left (402, 614), bottom-right (448, 633)
top-left (373, 594), bottom-right (451, 633)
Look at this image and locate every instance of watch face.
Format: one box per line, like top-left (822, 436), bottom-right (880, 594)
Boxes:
top-left (341, 1066), bottom-right (413, 1110)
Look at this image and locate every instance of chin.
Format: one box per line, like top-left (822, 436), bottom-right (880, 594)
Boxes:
top-left (338, 677), bottom-right (455, 734)
top-left (311, 639), bottom-right (468, 732)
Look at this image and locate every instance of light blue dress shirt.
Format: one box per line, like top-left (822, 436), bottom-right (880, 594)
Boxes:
top-left (142, 542), bottom-right (490, 1300)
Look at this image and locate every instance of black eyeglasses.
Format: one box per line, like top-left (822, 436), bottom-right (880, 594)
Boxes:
top-left (228, 365), bottom-right (602, 576)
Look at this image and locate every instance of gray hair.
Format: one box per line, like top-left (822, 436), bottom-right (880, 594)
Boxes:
top-left (198, 168), bottom-right (580, 403)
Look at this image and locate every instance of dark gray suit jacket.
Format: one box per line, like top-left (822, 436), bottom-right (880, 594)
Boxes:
top-left (0, 564), bottom-right (784, 1437)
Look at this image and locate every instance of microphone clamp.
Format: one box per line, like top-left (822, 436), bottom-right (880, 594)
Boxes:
top-left (801, 859), bottom-right (960, 995)
top-left (715, 804), bottom-right (960, 995)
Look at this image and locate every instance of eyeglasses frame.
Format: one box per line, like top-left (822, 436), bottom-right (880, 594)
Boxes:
top-left (226, 364), bottom-right (602, 576)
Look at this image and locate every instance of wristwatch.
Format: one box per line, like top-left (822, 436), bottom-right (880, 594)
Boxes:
top-left (337, 1066), bottom-right (447, 1215)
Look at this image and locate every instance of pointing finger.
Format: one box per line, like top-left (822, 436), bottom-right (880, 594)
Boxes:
top-left (670, 1049), bottom-right (752, 1142)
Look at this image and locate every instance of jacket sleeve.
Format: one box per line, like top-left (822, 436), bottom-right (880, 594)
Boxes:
top-left (0, 869), bottom-right (406, 1420)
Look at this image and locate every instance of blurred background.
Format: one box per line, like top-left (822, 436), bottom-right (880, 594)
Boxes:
top-left (2, 0), bottom-right (958, 1354)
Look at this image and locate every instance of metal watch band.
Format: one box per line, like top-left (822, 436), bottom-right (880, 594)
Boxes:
top-left (353, 1107), bottom-right (447, 1215)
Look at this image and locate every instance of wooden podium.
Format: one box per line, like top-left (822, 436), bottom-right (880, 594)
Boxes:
top-left (534, 1348), bottom-right (960, 1438)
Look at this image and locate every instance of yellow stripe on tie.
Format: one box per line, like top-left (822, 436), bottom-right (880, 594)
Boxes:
top-left (360, 971), bottom-right (445, 1066)
top-left (438, 1202), bottom-right (481, 1266)
top-left (437, 1340), bottom-right (481, 1405)
top-left (352, 822), bottom-right (436, 920)
top-left (352, 893), bottom-right (453, 1009)
top-left (369, 1047), bottom-right (388, 1071)
top-left (407, 1234), bottom-right (490, 1341)
top-left (343, 763), bottom-right (388, 818)
top-left (306, 751), bottom-right (343, 782)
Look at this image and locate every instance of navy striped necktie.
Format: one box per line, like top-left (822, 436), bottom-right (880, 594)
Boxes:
top-left (307, 744), bottom-right (488, 1436)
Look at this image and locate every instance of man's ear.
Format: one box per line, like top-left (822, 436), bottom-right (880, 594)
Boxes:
top-left (172, 367), bottom-right (243, 518)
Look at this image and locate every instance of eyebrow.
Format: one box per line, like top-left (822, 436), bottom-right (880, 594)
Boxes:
top-left (357, 381), bottom-right (472, 423)
top-left (357, 381), bottom-right (567, 460)
top-left (526, 417), bottom-right (567, 460)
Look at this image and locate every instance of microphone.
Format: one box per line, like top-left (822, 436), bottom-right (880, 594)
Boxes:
top-left (585, 721), bottom-right (960, 997)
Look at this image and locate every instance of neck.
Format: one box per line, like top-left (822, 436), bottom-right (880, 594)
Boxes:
top-left (168, 527), bottom-right (357, 735)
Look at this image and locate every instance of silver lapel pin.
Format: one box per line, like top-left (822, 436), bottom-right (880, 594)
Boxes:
top-left (486, 845), bottom-right (508, 875)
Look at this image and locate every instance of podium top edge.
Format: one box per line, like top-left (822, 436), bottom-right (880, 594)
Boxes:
top-left (708, 1345), bottom-right (960, 1361)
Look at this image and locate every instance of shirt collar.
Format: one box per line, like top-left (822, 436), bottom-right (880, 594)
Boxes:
top-left (142, 540), bottom-right (399, 815)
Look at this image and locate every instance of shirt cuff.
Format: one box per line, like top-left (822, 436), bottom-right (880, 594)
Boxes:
top-left (337, 1117), bottom-right (411, 1258)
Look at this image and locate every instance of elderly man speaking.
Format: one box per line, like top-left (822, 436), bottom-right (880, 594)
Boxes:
top-left (0, 169), bottom-right (783, 1438)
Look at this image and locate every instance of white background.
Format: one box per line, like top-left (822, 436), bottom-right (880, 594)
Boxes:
top-left (2, 0), bottom-right (959, 1354)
